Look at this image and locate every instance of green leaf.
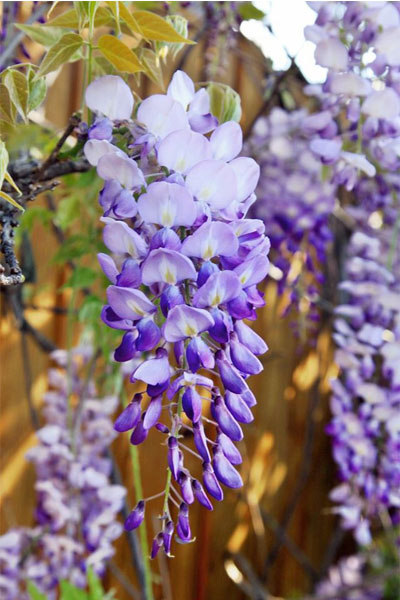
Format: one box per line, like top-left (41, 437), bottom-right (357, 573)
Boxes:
top-left (138, 48), bottom-right (164, 89)
top-left (238, 3), bottom-right (266, 21)
top-left (15, 23), bottom-right (65, 46)
top-left (87, 566), bottom-right (104, 600)
top-left (0, 140), bottom-right (9, 188)
top-left (115, 2), bottom-right (142, 38)
top-left (3, 69), bottom-right (29, 121)
top-left (78, 295), bottom-right (103, 324)
top-left (132, 10), bottom-right (195, 43)
top-left (36, 32), bottom-right (84, 77)
top-left (26, 68), bottom-right (47, 112)
top-left (45, 6), bottom-right (112, 29)
top-left (20, 206), bottom-right (52, 232)
top-left (0, 190), bottom-right (24, 211)
top-left (60, 580), bottom-right (88, 600)
top-left (63, 266), bottom-right (98, 290)
top-left (98, 35), bottom-right (144, 73)
top-left (207, 83), bottom-right (242, 123)
top-left (0, 83), bottom-right (15, 124)
top-left (27, 581), bottom-right (47, 600)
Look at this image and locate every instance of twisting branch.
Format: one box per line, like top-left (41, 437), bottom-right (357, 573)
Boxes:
top-left (0, 115), bottom-right (90, 287)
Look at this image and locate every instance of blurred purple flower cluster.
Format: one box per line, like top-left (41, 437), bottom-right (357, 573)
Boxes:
top-left (328, 231), bottom-right (400, 545)
top-left (306, 2), bottom-right (400, 190)
top-left (84, 71), bottom-right (269, 556)
top-left (246, 107), bottom-right (336, 336)
top-left (0, 348), bottom-right (125, 599)
top-left (303, 1), bottom-right (400, 546)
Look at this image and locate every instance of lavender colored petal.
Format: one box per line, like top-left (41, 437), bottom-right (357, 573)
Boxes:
top-left (210, 122), bottom-right (243, 162)
top-left (107, 286), bottom-right (156, 320)
top-left (85, 75), bottom-right (134, 120)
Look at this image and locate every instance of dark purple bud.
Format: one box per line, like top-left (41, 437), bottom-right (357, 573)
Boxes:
top-left (116, 258), bottom-right (142, 288)
top-left (216, 351), bottom-right (248, 394)
top-left (136, 317), bottom-right (161, 352)
top-left (178, 471), bottom-right (195, 504)
top-left (146, 380), bottom-right (170, 397)
top-left (192, 479), bottom-right (213, 510)
top-left (225, 391), bottom-right (254, 424)
top-left (193, 421), bottom-right (211, 462)
top-left (208, 308), bottom-right (231, 343)
top-left (176, 502), bottom-right (191, 541)
top-left (114, 331), bottom-right (137, 362)
top-left (197, 261), bottom-right (219, 287)
top-left (143, 395), bottom-right (163, 430)
top-left (101, 305), bottom-right (133, 330)
top-left (213, 448), bottom-right (243, 489)
top-left (168, 437), bottom-right (181, 480)
top-left (163, 520), bottom-right (174, 555)
top-left (130, 419), bottom-right (148, 445)
top-left (227, 292), bottom-right (254, 320)
top-left (235, 320), bottom-right (267, 355)
top-left (160, 285), bottom-right (185, 317)
top-left (156, 423), bottom-right (169, 434)
top-left (186, 337), bottom-right (215, 373)
top-left (114, 394), bottom-right (142, 432)
top-left (124, 500), bottom-right (145, 530)
top-left (202, 461), bottom-right (224, 501)
top-left (229, 334), bottom-right (263, 375)
top-left (211, 396), bottom-right (243, 441)
top-left (217, 432), bottom-right (242, 465)
top-left (150, 227), bottom-right (181, 251)
top-left (151, 532), bottom-right (164, 559)
top-left (182, 387), bottom-right (202, 423)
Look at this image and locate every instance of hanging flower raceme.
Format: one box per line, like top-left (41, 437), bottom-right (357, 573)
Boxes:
top-left (86, 71), bottom-right (269, 556)
top-left (306, 1), bottom-right (400, 193)
top-left (328, 232), bottom-right (400, 545)
top-left (0, 349), bottom-right (126, 600)
top-left (245, 107), bottom-right (336, 339)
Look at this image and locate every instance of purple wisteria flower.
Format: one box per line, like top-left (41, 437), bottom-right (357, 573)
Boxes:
top-left (246, 108), bottom-right (336, 339)
top-left (0, 348), bottom-right (125, 599)
top-left (86, 71), bottom-right (269, 555)
top-left (328, 232), bottom-right (400, 545)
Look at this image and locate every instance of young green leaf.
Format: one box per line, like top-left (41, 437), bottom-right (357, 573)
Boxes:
top-left (36, 33), bottom-right (84, 77)
top-left (98, 35), bottom-right (144, 73)
top-left (87, 566), bottom-right (104, 600)
top-left (3, 69), bottom-right (29, 121)
top-left (60, 580), bottom-right (89, 600)
top-left (4, 171), bottom-right (22, 195)
top-left (27, 581), bottom-right (47, 600)
top-left (15, 23), bottom-right (65, 46)
top-left (0, 190), bottom-right (25, 212)
top-left (28, 77), bottom-right (47, 112)
top-left (45, 6), bottom-right (112, 29)
top-left (238, 3), bottom-right (266, 21)
top-left (115, 2), bottom-right (141, 37)
top-left (138, 48), bottom-right (164, 90)
top-left (132, 10), bottom-right (195, 43)
top-left (0, 83), bottom-right (15, 124)
top-left (0, 140), bottom-right (9, 188)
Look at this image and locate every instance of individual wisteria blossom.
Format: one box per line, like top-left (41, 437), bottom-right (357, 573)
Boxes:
top-left (246, 107), bottom-right (336, 339)
top-left (86, 70), bottom-right (269, 556)
top-left (0, 348), bottom-right (125, 599)
top-left (327, 232), bottom-right (400, 545)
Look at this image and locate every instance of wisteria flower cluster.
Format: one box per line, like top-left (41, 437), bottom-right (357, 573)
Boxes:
top-left (302, 1), bottom-right (400, 547)
top-left (84, 71), bottom-right (269, 556)
top-left (306, 1), bottom-right (400, 192)
top-left (328, 231), bottom-right (400, 545)
top-left (0, 348), bottom-right (125, 599)
top-left (246, 107), bottom-right (336, 338)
